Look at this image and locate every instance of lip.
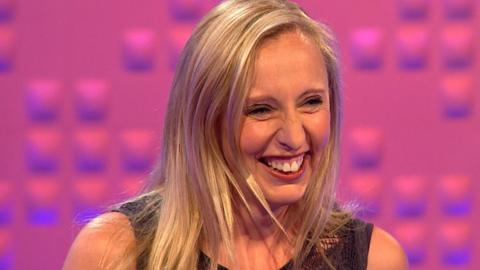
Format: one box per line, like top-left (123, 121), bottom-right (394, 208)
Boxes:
top-left (260, 152), bottom-right (307, 161)
top-left (258, 154), bottom-right (308, 182)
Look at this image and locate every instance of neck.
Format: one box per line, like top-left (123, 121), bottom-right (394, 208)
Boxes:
top-left (200, 194), bottom-right (295, 270)
top-left (221, 198), bottom-right (294, 269)
top-left (234, 199), bottom-right (289, 242)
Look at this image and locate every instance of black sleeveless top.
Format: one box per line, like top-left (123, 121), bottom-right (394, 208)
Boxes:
top-left (112, 196), bottom-right (373, 270)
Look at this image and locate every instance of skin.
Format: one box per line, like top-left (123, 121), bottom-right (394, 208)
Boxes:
top-left (227, 31), bottom-right (408, 269)
top-left (218, 30), bottom-right (332, 269)
top-left (239, 30), bottom-right (331, 211)
top-left (63, 30), bottom-right (408, 270)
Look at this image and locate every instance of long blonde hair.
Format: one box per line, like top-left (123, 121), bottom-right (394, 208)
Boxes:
top-left (116, 0), bottom-right (348, 269)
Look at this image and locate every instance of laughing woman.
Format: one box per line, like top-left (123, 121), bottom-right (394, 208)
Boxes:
top-left (63, 0), bottom-right (408, 269)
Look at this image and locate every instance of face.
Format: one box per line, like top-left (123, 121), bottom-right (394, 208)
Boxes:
top-left (239, 31), bottom-right (331, 209)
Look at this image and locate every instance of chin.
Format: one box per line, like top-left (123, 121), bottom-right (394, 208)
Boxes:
top-left (263, 185), bottom-right (308, 210)
top-left (251, 156), bottom-right (312, 210)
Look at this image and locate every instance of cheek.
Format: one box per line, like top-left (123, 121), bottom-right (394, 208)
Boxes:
top-left (239, 121), bottom-right (274, 156)
top-left (306, 112), bottom-right (331, 150)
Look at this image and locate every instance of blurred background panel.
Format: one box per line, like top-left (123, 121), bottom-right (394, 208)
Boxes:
top-left (0, 0), bottom-right (479, 269)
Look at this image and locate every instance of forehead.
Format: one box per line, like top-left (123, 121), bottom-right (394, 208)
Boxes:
top-left (250, 30), bottom-right (329, 97)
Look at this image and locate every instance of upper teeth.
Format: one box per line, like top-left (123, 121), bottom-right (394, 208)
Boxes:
top-left (265, 155), bottom-right (304, 173)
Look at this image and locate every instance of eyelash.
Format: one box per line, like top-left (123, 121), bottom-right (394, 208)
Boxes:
top-left (245, 96), bottom-right (324, 117)
top-left (245, 105), bottom-right (273, 116)
top-left (304, 96), bottom-right (323, 106)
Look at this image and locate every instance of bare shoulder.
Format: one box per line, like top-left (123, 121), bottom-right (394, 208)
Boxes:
top-left (63, 212), bottom-right (137, 270)
top-left (367, 226), bottom-right (409, 270)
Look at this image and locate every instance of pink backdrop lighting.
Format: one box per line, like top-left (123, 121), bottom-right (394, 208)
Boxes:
top-left (0, 0), bottom-right (479, 269)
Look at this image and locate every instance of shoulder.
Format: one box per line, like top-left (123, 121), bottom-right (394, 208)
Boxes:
top-left (367, 226), bottom-right (409, 270)
top-left (63, 212), bottom-right (137, 270)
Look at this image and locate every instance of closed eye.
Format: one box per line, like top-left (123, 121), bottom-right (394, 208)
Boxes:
top-left (245, 104), bottom-right (273, 118)
top-left (303, 96), bottom-right (323, 106)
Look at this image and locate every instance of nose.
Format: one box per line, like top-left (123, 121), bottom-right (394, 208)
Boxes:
top-left (276, 113), bottom-right (306, 152)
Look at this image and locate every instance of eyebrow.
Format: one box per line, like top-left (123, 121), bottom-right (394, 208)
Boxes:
top-left (246, 88), bottom-right (327, 104)
top-left (299, 88), bottom-right (327, 99)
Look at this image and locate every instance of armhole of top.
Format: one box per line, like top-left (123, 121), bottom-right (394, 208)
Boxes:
top-left (111, 202), bottom-right (137, 223)
top-left (110, 199), bottom-right (148, 240)
top-left (109, 193), bottom-right (162, 240)
top-left (365, 223), bottom-right (374, 249)
top-left (109, 198), bottom-right (154, 270)
top-left (355, 220), bottom-right (374, 269)
top-left (335, 218), bottom-right (374, 269)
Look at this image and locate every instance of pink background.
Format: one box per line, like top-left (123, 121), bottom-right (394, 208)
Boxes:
top-left (0, 0), bottom-right (479, 269)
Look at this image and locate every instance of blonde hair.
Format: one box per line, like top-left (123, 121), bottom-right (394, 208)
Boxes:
top-left (115, 0), bottom-right (349, 269)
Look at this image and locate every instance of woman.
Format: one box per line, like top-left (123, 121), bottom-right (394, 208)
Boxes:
top-left (64, 0), bottom-right (408, 269)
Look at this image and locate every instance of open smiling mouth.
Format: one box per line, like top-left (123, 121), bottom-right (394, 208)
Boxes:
top-left (258, 153), bottom-right (308, 181)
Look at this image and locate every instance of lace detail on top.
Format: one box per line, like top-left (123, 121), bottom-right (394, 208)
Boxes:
top-left (111, 196), bottom-right (373, 270)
